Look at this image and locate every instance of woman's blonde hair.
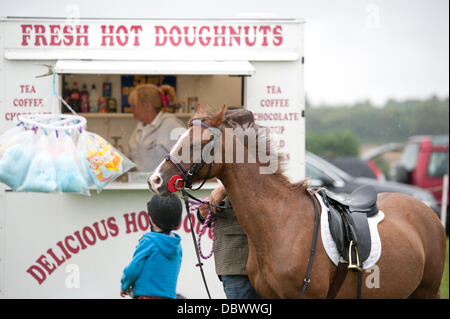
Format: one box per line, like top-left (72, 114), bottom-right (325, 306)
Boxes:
top-left (128, 84), bottom-right (176, 112)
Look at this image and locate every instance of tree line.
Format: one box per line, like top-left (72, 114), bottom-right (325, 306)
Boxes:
top-left (304, 96), bottom-right (449, 156)
top-left (304, 95), bottom-right (449, 156)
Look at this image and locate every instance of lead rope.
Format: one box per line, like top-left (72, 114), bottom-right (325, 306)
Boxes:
top-left (181, 187), bottom-right (212, 299)
top-left (188, 199), bottom-right (215, 259)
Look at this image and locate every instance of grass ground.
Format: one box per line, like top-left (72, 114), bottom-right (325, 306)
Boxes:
top-left (440, 238), bottom-right (449, 299)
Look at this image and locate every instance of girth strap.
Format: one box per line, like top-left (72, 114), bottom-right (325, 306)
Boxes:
top-left (299, 191), bottom-right (320, 298)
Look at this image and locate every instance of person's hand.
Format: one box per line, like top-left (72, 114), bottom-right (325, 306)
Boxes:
top-left (199, 197), bottom-right (211, 219)
top-left (199, 185), bottom-right (227, 218)
top-left (208, 185), bottom-right (227, 213)
top-left (120, 287), bottom-right (131, 297)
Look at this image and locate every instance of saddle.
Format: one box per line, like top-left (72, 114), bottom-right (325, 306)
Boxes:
top-left (319, 185), bottom-right (378, 272)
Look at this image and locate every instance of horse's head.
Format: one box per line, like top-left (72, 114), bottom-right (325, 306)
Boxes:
top-left (148, 104), bottom-right (226, 196)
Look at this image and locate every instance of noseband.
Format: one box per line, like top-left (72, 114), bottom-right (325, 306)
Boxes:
top-left (164, 120), bottom-right (222, 192)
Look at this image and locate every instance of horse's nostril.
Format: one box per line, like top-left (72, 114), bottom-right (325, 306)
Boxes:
top-left (149, 174), bottom-right (163, 191)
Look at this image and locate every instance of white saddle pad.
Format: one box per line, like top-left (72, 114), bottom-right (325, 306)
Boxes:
top-left (316, 192), bottom-right (385, 270)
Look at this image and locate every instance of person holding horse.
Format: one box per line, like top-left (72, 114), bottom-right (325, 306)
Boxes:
top-left (198, 183), bottom-right (261, 299)
top-left (128, 84), bottom-right (185, 172)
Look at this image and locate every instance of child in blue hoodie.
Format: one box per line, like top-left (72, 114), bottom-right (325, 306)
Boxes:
top-left (120, 194), bottom-right (182, 299)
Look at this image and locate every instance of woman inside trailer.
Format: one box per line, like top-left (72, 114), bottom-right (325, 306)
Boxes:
top-left (128, 84), bottom-right (185, 172)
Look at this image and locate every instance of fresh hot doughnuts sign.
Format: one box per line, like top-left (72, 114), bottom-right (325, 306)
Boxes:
top-left (3, 19), bottom-right (302, 60)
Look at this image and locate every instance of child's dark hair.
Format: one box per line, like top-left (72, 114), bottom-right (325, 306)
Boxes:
top-left (147, 194), bottom-right (182, 233)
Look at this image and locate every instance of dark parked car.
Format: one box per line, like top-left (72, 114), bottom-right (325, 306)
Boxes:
top-left (325, 157), bottom-right (379, 180)
top-left (306, 151), bottom-right (440, 215)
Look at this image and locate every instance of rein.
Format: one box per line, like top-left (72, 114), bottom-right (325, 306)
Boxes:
top-left (180, 187), bottom-right (212, 299)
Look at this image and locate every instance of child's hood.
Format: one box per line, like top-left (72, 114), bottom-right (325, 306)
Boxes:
top-left (146, 232), bottom-right (181, 259)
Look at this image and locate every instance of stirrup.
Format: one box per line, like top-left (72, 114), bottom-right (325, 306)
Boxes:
top-left (348, 240), bottom-right (363, 272)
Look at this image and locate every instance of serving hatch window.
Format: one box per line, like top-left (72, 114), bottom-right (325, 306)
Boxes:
top-left (56, 60), bottom-right (252, 172)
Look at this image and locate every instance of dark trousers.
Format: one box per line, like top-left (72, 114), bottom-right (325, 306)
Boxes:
top-left (221, 275), bottom-right (261, 299)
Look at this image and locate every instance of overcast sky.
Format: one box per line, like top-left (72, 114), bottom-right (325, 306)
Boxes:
top-left (1, 0), bottom-right (448, 106)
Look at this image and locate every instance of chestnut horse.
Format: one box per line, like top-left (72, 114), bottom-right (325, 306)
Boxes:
top-left (149, 105), bottom-right (446, 298)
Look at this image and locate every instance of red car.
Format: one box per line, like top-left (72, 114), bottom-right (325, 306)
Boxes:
top-left (394, 135), bottom-right (449, 205)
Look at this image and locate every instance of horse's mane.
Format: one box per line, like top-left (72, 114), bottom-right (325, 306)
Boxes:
top-left (191, 109), bottom-right (310, 192)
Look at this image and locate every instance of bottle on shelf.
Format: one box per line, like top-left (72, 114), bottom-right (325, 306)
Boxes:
top-left (98, 97), bottom-right (108, 113)
top-left (62, 80), bottom-right (70, 113)
top-left (89, 84), bottom-right (99, 112)
top-left (187, 97), bottom-right (198, 113)
top-left (108, 98), bottom-right (117, 113)
top-left (103, 82), bottom-right (112, 98)
top-left (69, 81), bottom-right (81, 113)
top-left (80, 84), bottom-right (89, 113)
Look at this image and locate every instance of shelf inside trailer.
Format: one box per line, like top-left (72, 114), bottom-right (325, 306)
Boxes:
top-left (78, 112), bottom-right (194, 119)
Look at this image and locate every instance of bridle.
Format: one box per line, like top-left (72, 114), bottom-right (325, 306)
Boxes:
top-left (164, 119), bottom-right (222, 193)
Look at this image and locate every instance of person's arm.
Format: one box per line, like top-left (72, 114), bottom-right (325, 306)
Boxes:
top-left (127, 125), bottom-right (140, 162)
top-left (120, 237), bottom-right (154, 292)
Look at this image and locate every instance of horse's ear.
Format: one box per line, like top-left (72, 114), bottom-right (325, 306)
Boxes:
top-left (210, 104), bottom-right (227, 127)
top-left (195, 103), bottom-right (207, 116)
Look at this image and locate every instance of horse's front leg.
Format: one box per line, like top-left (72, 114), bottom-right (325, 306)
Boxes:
top-left (246, 238), bottom-right (280, 298)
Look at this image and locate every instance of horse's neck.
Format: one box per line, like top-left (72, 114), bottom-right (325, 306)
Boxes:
top-left (219, 162), bottom-right (313, 245)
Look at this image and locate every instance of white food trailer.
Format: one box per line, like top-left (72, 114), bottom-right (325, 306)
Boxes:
top-left (0, 17), bottom-right (305, 298)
